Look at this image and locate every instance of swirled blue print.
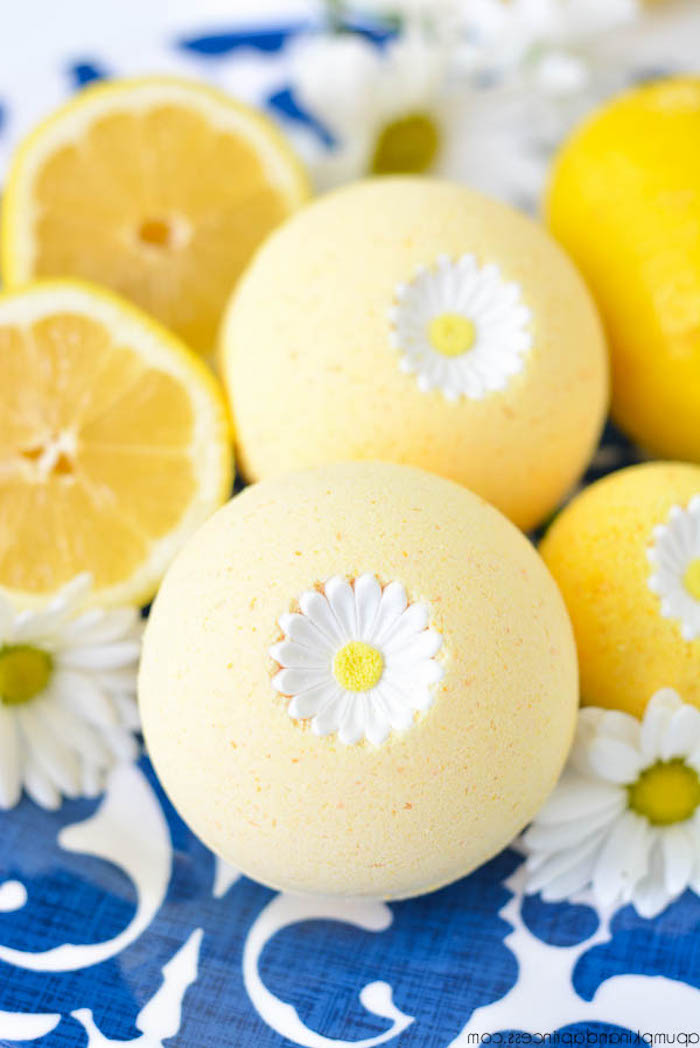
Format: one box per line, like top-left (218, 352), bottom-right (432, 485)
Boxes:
top-left (0, 758), bottom-right (697, 1047)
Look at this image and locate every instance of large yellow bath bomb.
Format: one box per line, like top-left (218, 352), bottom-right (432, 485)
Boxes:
top-left (139, 462), bottom-right (577, 898)
top-left (540, 462), bottom-right (700, 718)
top-left (548, 77), bottom-right (700, 462)
top-left (221, 178), bottom-right (608, 532)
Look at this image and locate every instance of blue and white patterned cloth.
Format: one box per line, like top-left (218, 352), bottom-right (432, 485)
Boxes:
top-left (0, 17), bottom-right (697, 1048)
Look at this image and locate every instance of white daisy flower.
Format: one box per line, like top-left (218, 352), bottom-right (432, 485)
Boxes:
top-left (456, 0), bottom-right (639, 75)
top-left (288, 30), bottom-right (451, 190)
top-left (523, 688), bottom-right (700, 919)
top-left (270, 574), bottom-right (443, 745)
top-left (0, 574), bottom-right (142, 811)
top-left (388, 253), bottom-right (533, 400)
top-left (647, 496), bottom-right (700, 642)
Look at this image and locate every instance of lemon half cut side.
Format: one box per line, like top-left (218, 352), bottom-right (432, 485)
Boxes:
top-left (0, 279), bottom-right (233, 607)
top-left (2, 76), bottom-right (310, 357)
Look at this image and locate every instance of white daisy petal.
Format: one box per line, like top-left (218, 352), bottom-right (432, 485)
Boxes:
top-left (598, 710), bottom-right (641, 749)
top-left (278, 612), bottom-right (330, 652)
top-left (12, 573), bottom-right (92, 642)
top-left (269, 640), bottom-right (328, 670)
top-left (97, 668), bottom-right (139, 696)
top-left (592, 811), bottom-right (651, 907)
top-left (569, 709), bottom-right (607, 775)
top-left (524, 804), bottom-right (621, 852)
top-left (687, 746), bottom-right (700, 773)
top-left (36, 698), bottom-right (111, 769)
top-left (23, 753), bottom-right (61, 810)
top-left (587, 737), bottom-right (645, 784)
top-left (539, 851), bottom-right (600, 902)
top-left (0, 705), bottom-right (22, 809)
top-left (0, 592), bottom-right (16, 639)
top-left (363, 695), bottom-right (391, 746)
top-left (17, 704), bottom-right (81, 798)
top-left (273, 667), bottom-right (328, 696)
top-left (646, 498), bottom-right (700, 641)
top-left (384, 658), bottom-right (444, 688)
top-left (298, 590), bottom-right (344, 645)
top-left (289, 32), bottom-right (381, 147)
top-left (660, 705), bottom-right (700, 761)
top-left (61, 607), bottom-right (141, 646)
top-left (531, 775), bottom-right (625, 826)
top-left (661, 824), bottom-right (695, 897)
top-left (386, 628), bottom-right (442, 663)
top-left (640, 690), bottom-right (682, 761)
top-left (525, 829), bottom-right (607, 896)
top-left (374, 681), bottom-right (415, 731)
top-left (111, 692), bottom-right (140, 732)
top-left (53, 669), bottom-right (119, 728)
top-left (691, 812), bottom-right (700, 889)
top-left (372, 582), bottom-right (409, 644)
top-left (324, 577), bottom-right (357, 640)
top-left (80, 763), bottom-right (104, 799)
top-left (288, 682), bottom-right (333, 720)
top-left (633, 838), bottom-right (674, 919)
top-left (381, 601), bottom-right (429, 647)
top-left (57, 640), bottom-right (141, 671)
top-left (312, 693), bottom-right (346, 737)
top-left (101, 725), bottom-right (139, 763)
top-left (338, 695), bottom-right (367, 746)
top-left (354, 574), bottom-right (382, 637)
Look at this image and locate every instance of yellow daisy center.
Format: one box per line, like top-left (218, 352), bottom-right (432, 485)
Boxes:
top-left (370, 112), bottom-right (440, 175)
top-left (332, 641), bottom-right (384, 692)
top-left (628, 759), bottom-right (700, 826)
top-left (683, 557), bottom-right (700, 601)
top-left (428, 313), bottom-right (476, 357)
top-left (0, 645), bottom-right (53, 706)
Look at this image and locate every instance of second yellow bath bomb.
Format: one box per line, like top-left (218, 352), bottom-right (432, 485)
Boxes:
top-left (139, 462), bottom-right (578, 898)
top-left (221, 177), bottom-right (608, 532)
top-left (540, 462), bottom-right (700, 717)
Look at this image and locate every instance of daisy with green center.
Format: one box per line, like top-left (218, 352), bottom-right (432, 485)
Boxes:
top-left (0, 574), bottom-right (142, 810)
top-left (389, 253), bottom-right (533, 400)
top-left (270, 574), bottom-right (443, 745)
top-left (647, 496), bottom-right (700, 642)
top-left (288, 31), bottom-right (449, 191)
top-left (523, 688), bottom-right (700, 918)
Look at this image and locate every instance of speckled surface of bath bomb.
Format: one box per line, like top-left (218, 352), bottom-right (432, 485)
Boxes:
top-left (221, 177), bottom-right (608, 532)
top-left (540, 462), bottom-right (700, 718)
top-left (139, 462), bottom-right (578, 898)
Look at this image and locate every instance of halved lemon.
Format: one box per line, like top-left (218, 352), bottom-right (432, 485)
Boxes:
top-left (1, 77), bottom-right (310, 356)
top-left (0, 280), bottom-right (232, 607)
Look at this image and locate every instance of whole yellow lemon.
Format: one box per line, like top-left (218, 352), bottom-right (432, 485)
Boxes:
top-left (547, 77), bottom-right (700, 462)
top-left (540, 462), bottom-right (700, 717)
top-left (222, 177), bottom-right (608, 532)
top-left (139, 462), bottom-right (577, 898)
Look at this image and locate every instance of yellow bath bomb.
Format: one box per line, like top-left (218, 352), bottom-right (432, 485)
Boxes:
top-left (547, 77), bottom-right (700, 462)
top-left (540, 462), bottom-right (700, 718)
top-left (139, 462), bottom-right (577, 898)
top-left (221, 177), bottom-right (608, 532)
